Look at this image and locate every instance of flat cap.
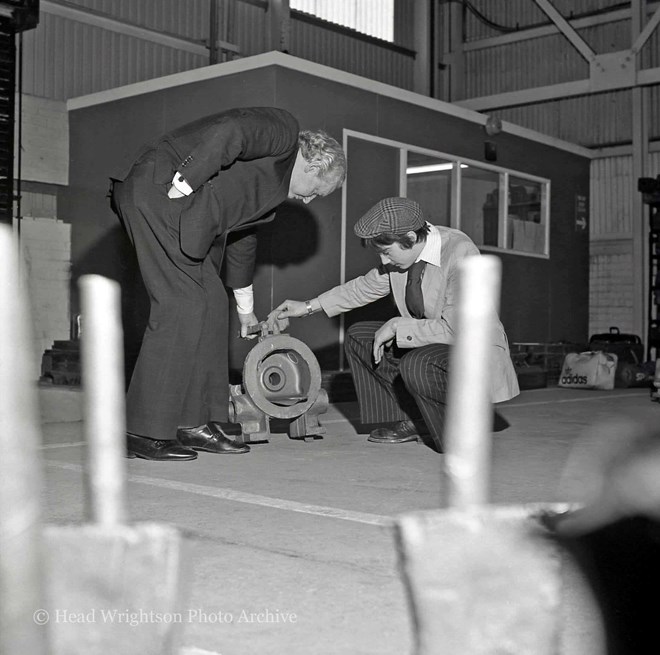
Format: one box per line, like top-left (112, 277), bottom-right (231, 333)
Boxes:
top-left (354, 197), bottom-right (425, 239)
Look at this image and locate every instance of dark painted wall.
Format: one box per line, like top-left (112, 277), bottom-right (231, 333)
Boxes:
top-left (63, 63), bottom-right (590, 374)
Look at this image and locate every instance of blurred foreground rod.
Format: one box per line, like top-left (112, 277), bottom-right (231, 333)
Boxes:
top-left (395, 255), bottom-right (567, 655)
top-left (79, 275), bottom-right (128, 524)
top-left (444, 255), bottom-right (502, 507)
top-left (0, 226), bottom-right (50, 655)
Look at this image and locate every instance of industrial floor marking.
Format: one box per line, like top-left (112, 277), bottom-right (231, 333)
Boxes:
top-left (44, 460), bottom-right (393, 527)
top-left (320, 390), bottom-right (649, 424)
top-left (41, 391), bottom-right (648, 527)
top-left (502, 390), bottom-right (649, 408)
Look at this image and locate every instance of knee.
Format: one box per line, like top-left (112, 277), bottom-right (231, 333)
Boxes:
top-left (345, 322), bottom-right (376, 349)
top-left (346, 322), bottom-right (362, 341)
top-left (399, 351), bottom-right (432, 393)
top-left (399, 352), bottom-right (418, 387)
top-left (347, 321), bottom-right (371, 338)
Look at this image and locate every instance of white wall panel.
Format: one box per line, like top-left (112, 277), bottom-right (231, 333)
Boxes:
top-left (291, 0), bottom-right (394, 41)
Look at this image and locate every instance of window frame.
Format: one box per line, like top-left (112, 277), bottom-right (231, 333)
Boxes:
top-left (344, 129), bottom-right (551, 260)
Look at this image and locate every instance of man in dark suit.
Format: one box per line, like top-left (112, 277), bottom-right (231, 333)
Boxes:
top-left (111, 107), bottom-right (346, 461)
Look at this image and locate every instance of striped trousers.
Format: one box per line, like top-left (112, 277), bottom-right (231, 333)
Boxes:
top-left (344, 321), bottom-right (451, 453)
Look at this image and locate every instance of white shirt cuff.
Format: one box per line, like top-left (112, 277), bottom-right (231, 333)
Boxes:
top-left (233, 285), bottom-right (254, 314)
top-left (171, 172), bottom-right (193, 196)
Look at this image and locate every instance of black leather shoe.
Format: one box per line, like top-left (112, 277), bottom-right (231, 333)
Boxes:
top-left (176, 423), bottom-right (250, 454)
top-left (368, 420), bottom-right (425, 444)
top-left (127, 433), bottom-right (198, 461)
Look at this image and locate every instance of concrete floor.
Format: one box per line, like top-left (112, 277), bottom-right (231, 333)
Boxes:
top-left (37, 385), bottom-right (659, 655)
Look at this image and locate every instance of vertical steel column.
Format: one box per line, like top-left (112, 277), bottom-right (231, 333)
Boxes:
top-left (0, 17), bottom-right (15, 225)
top-left (268, 0), bottom-right (290, 53)
top-left (632, 0), bottom-right (649, 339)
top-left (446, 0), bottom-right (465, 102)
top-left (208, 0), bottom-right (218, 64)
top-left (412, 0), bottom-right (432, 97)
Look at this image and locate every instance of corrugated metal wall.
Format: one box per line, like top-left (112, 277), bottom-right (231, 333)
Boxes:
top-left (228, 1), bottom-right (269, 58)
top-left (19, 0), bottom-right (413, 101)
top-left (589, 151), bottom-right (660, 336)
top-left (591, 156), bottom-right (634, 238)
top-left (591, 151), bottom-right (660, 238)
top-left (462, 0), bottom-right (635, 42)
top-left (289, 18), bottom-right (414, 90)
top-left (21, 11), bottom-right (208, 100)
top-left (455, 2), bottom-right (660, 146)
top-left (496, 91), bottom-right (634, 147)
top-left (463, 19), bottom-right (659, 97)
top-left (59, 0), bottom-right (212, 38)
top-left (464, 34), bottom-right (588, 97)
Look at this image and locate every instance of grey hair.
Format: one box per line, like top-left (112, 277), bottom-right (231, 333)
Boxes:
top-left (298, 130), bottom-right (347, 186)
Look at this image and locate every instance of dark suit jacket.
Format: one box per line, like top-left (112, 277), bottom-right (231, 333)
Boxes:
top-left (116, 107), bottom-right (300, 287)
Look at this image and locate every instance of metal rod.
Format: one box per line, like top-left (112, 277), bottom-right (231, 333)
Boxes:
top-left (79, 275), bottom-right (128, 526)
top-left (444, 255), bottom-right (502, 509)
top-left (0, 225), bottom-right (50, 654)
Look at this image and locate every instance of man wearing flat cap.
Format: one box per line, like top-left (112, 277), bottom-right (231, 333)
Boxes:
top-left (268, 197), bottom-right (519, 453)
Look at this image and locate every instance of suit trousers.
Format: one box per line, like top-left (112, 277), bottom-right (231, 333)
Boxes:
top-left (111, 156), bottom-right (229, 440)
top-left (344, 321), bottom-right (451, 452)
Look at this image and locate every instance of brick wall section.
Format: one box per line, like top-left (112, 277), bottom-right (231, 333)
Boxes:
top-left (16, 94), bottom-right (68, 185)
top-left (589, 238), bottom-right (635, 337)
top-left (12, 94), bottom-right (71, 380)
top-left (16, 216), bottom-right (72, 380)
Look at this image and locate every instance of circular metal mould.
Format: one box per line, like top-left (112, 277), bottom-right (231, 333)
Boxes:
top-left (243, 335), bottom-right (322, 419)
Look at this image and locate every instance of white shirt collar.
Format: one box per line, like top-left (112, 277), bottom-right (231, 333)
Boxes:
top-left (416, 223), bottom-right (442, 267)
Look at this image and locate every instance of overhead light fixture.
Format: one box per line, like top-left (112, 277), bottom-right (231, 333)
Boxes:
top-left (406, 163), bottom-right (468, 175)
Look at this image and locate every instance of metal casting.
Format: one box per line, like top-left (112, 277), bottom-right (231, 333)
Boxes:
top-left (229, 323), bottom-right (328, 444)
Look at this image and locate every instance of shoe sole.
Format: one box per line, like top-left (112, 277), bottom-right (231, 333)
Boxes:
top-left (367, 435), bottom-right (419, 444)
top-left (189, 446), bottom-right (250, 454)
top-left (131, 452), bottom-right (198, 461)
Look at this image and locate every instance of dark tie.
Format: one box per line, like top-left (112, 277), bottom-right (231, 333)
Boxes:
top-left (405, 260), bottom-right (426, 319)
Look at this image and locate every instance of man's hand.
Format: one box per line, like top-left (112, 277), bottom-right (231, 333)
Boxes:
top-left (270, 299), bottom-right (309, 319)
top-left (238, 311), bottom-right (259, 339)
top-left (265, 298), bottom-right (322, 333)
top-left (264, 311), bottom-right (289, 334)
top-left (373, 318), bottom-right (400, 364)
